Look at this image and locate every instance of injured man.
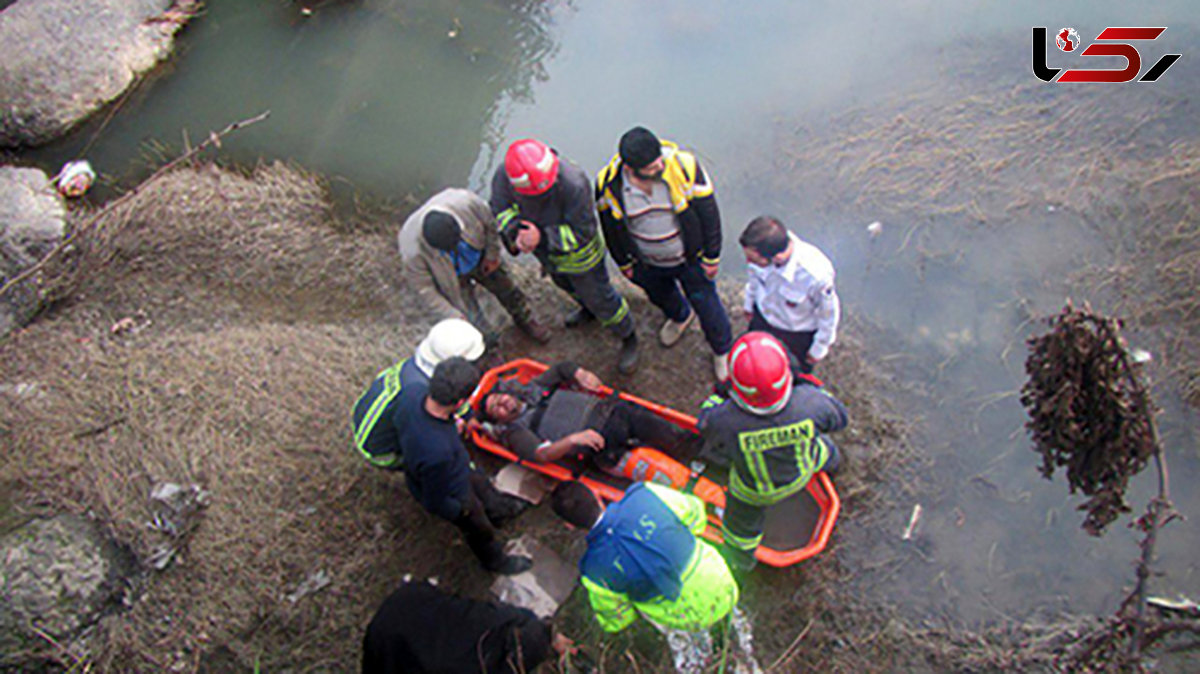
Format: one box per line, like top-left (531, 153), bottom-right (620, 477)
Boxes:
top-left (479, 361), bottom-right (699, 475)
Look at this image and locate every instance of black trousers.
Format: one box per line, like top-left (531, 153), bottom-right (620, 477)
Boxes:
top-left (749, 308), bottom-right (816, 374)
top-left (721, 439), bottom-right (842, 574)
top-left (593, 400), bottom-right (700, 471)
top-left (451, 474), bottom-right (506, 570)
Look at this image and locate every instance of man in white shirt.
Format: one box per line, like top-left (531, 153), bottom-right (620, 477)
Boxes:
top-left (739, 216), bottom-right (840, 373)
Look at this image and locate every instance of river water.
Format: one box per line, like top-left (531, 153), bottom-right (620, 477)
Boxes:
top-left (19, 0), bottom-right (1200, 635)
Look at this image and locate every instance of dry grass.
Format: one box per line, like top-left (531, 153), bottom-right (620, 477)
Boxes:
top-left (768, 56), bottom-right (1200, 412)
top-left (0, 159), bottom-right (921, 672)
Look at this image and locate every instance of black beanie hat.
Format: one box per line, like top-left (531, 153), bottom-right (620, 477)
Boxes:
top-left (619, 126), bottom-right (662, 169)
top-left (422, 210), bottom-right (461, 251)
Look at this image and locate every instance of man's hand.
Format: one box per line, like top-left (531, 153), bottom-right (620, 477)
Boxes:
top-left (701, 261), bottom-right (719, 280)
top-left (569, 430), bottom-right (605, 452)
top-left (457, 417), bottom-right (483, 438)
top-left (480, 255), bottom-right (501, 275)
top-left (806, 353), bottom-right (821, 366)
top-left (743, 310), bottom-right (753, 323)
top-left (574, 368), bottom-right (603, 393)
top-left (515, 221), bottom-right (541, 254)
top-left (552, 633), bottom-right (577, 657)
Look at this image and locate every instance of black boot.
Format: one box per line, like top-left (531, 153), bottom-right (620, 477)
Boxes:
top-left (564, 307), bottom-right (595, 328)
top-left (486, 554), bottom-right (533, 575)
top-left (617, 333), bottom-right (640, 375)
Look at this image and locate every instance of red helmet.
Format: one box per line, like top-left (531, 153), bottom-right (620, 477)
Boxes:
top-left (728, 332), bottom-right (793, 415)
top-left (505, 139), bottom-right (559, 196)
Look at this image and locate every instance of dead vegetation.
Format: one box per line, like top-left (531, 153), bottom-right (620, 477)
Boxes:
top-left (765, 55), bottom-right (1200, 411)
top-left (0, 159), bottom-right (917, 672)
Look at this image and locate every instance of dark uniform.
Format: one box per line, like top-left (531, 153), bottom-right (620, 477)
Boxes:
top-left (362, 580), bottom-right (551, 674)
top-left (486, 361), bottom-right (696, 472)
top-left (698, 381), bottom-right (848, 572)
top-left (351, 358), bottom-right (429, 470)
top-left (393, 384), bottom-right (511, 570)
top-left (489, 159), bottom-right (634, 341)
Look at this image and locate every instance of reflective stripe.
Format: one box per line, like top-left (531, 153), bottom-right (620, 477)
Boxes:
top-left (720, 522), bottom-right (762, 551)
top-left (729, 467), bottom-right (810, 506)
top-left (352, 359), bottom-right (406, 467)
top-left (600, 296), bottom-right (630, 328)
top-left (549, 232), bottom-right (606, 273)
top-left (496, 206), bottom-right (520, 230)
top-left (559, 224), bottom-right (578, 251)
top-left (737, 430), bottom-right (773, 494)
top-left (597, 141), bottom-right (702, 223)
top-left (700, 394), bottom-right (724, 411)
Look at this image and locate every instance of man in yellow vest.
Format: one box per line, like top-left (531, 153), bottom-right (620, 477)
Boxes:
top-left (596, 127), bottom-right (733, 382)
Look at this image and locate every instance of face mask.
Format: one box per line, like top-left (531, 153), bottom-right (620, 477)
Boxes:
top-left (451, 240), bottom-right (483, 275)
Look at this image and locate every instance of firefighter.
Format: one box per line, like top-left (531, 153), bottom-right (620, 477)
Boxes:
top-left (698, 331), bottom-right (848, 573)
top-left (350, 318), bottom-right (485, 470)
top-left (489, 138), bottom-right (640, 374)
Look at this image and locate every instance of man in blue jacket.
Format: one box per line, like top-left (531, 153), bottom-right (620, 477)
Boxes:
top-left (395, 357), bottom-right (531, 574)
top-left (551, 481), bottom-right (762, 673)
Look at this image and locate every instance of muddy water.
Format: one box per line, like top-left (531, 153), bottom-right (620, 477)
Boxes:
top-left (15, 0), bottom-right (1200, 632)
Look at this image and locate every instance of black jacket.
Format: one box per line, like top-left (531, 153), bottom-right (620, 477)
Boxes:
top-left (362, 580), bottom-right (551, 674)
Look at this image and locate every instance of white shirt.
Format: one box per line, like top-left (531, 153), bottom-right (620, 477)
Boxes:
top-left (743, 232), bottom-right (840, 360)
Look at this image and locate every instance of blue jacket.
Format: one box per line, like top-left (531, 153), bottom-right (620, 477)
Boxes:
top-left (394, 386), bottom-right (471, 522)
top-left (579, 483), bottom-right (738, 633)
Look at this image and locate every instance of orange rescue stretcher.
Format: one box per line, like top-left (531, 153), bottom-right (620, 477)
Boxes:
top-left (468, 358), bottom-right (841, 568)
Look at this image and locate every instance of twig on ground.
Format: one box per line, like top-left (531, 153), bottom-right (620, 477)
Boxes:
top-left (0, 111), bottom-right (271, 299)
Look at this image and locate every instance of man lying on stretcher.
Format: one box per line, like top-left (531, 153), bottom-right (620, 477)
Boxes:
top-left (478, 361), bottom-right (699, 475)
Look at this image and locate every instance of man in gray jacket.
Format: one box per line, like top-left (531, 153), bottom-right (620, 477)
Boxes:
top-left (398, 188), bottom-right (550, 343)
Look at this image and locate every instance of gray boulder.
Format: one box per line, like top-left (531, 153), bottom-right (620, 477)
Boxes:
top-left (0, 0), bottom-right (187, 147)
top-left (0, 166), bottom-right (64, 337)
top-left (0, 514), bottom-right (132, 663)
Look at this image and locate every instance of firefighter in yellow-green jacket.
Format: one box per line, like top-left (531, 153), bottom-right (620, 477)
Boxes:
top-left (551, 481), bottom-right (763, 674)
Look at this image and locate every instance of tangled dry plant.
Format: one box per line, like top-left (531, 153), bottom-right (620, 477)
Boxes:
top-left (1021, 303), bottom-right (1156, 536)
top-left (1020, 303), bottom-right (1195, 671)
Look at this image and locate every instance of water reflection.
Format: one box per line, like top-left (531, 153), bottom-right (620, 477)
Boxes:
top-left (24, 0), bottom-right (561, 196)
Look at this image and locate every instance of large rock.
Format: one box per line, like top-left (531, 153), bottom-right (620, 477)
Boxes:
top-left (0, 0), bottom-right (186, 147)
top-left (0, 514), bottom-right (133, 663)
top-left (0, 166), bottom-right (64, 337)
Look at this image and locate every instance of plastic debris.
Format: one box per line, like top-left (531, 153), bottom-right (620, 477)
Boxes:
top-left (490, 536), bottom-right (578, 619)
top-left (1130, 348), bottom-right (1153, 364)
top-left (1147, 595), bottom-right (1200, 615)
top-left (145, 482), bottom-right (211, 570)
top-left (57, 160), bottom-right (96, 197)
top-left (867, 221), bottom-right (883, 238)
top-left (285, 569), bottom-right (332, 604)
top-left (901, 504), bottom-right (923, 540)
top-left (492, 464), bottom-right (555, 504)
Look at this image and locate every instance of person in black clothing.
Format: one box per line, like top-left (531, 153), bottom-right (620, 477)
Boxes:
top-left (478, 361), bottom-right (698, 474)
top-left (362, 578), bottom-right (576, 673)
top-left (396, 357), bottom-right (531, 574)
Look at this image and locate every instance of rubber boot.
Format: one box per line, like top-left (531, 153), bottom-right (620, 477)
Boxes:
top-left (617, 333), bottom-right (640, 375)
top-left (487, 554), bottom-right (533, 575)
top-left (516, 316), bottom-right (552, 344)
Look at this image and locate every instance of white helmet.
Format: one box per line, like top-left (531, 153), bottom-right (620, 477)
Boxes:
top-left (415, 318), bottom-right (486, 378)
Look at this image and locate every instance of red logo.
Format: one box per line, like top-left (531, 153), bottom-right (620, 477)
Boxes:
top-left (1033, 26), bottom-right (1182, 83)
top-left (1056, 27), bottom-right (1080, 52)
